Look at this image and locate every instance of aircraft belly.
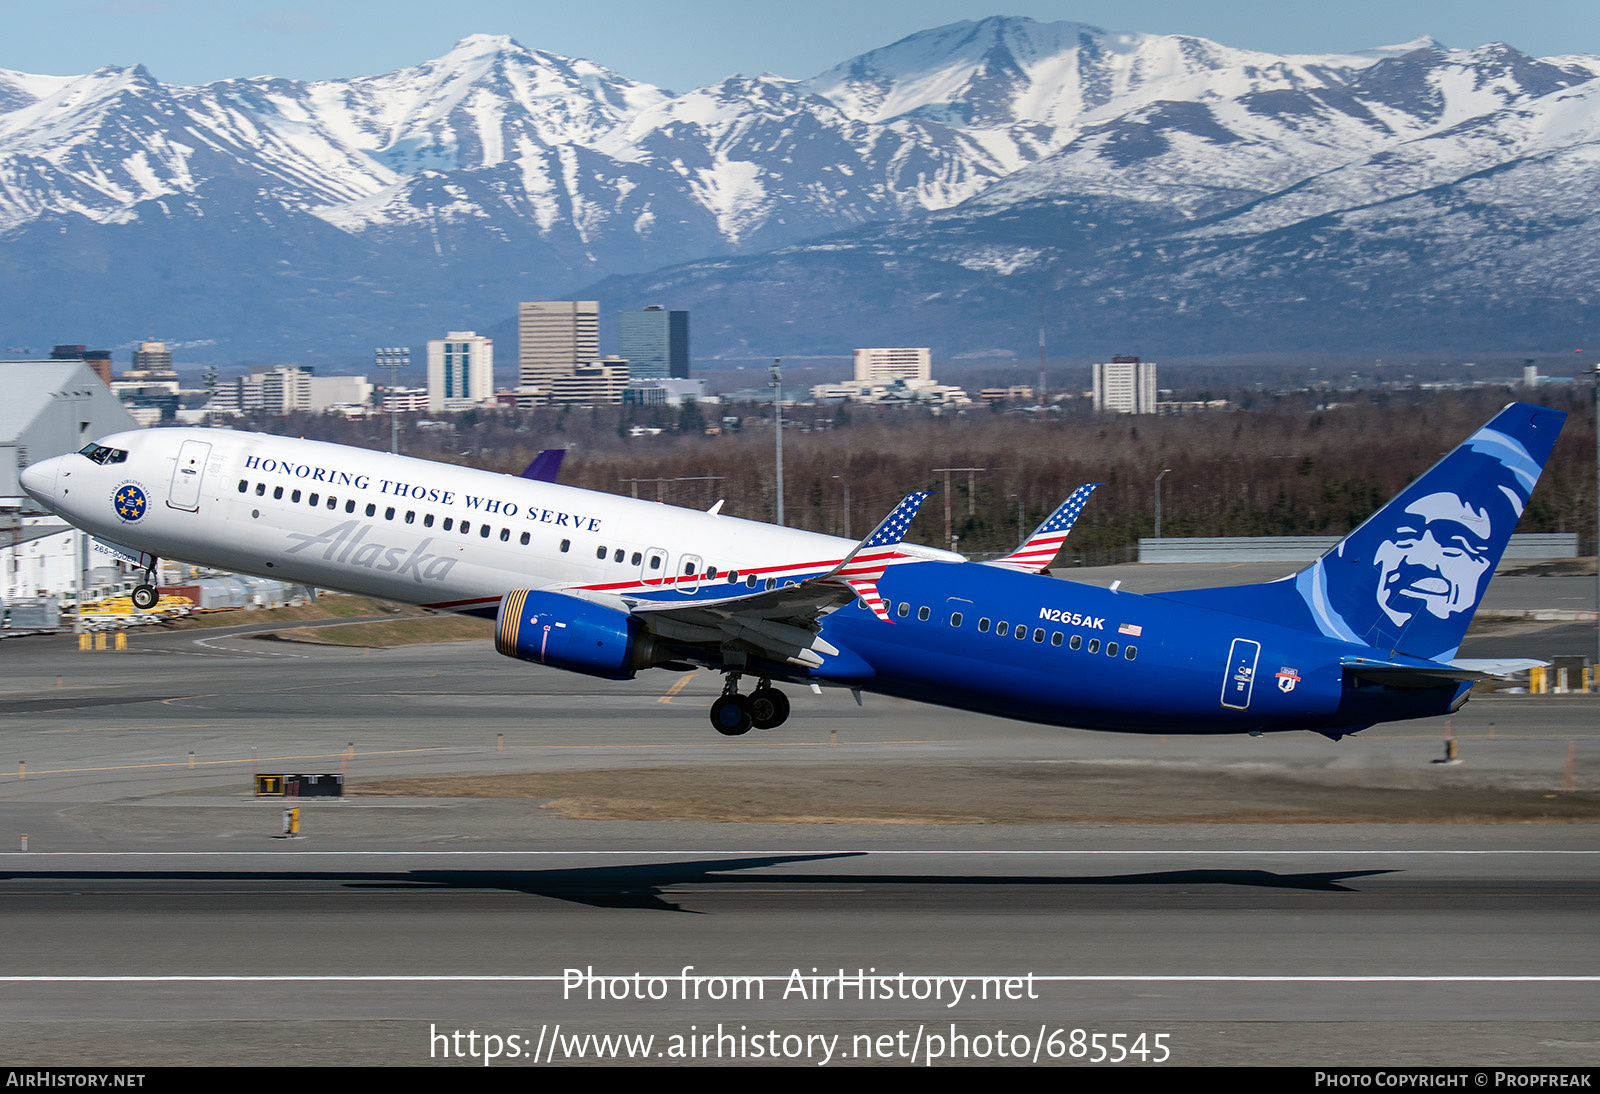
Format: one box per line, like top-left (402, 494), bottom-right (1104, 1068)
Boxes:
top-left (824, 611), bottom-right (1344, 734)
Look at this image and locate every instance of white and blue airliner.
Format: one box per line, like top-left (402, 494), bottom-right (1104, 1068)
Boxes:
top-left (19, 402), bottom-right (1563, 739)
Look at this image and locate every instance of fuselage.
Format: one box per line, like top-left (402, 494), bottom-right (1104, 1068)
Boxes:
top-left (20, 426), bottom-right (1463, 736)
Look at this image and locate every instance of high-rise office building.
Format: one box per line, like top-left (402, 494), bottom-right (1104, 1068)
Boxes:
top-left (132, 341), bottom-right (173, 372)
top-left (427, 331), bottom-right (494, 411)
top-left (1092, 356), bottom-right (1158, 414)
top-left (518, 301), bottom-right (598, 389)
top-left (853, 347), bottom-right (931, 384)
top-left (619, 306), bottom-right (689, 380)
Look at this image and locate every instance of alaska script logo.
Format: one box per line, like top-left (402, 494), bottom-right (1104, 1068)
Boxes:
top-left (283, 519), bottom-right (459, 583)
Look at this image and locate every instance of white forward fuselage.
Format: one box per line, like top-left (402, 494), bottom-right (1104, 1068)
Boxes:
top-left (22, 427), bottom-right (952, 614)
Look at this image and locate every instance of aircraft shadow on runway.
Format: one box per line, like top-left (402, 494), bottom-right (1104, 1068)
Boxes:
top-left (0, 854), bottom-right (1397, 912)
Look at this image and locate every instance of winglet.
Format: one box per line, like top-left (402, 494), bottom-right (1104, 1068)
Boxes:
top-left (519, 449), bottom-right (565, 482)
top-left (820, 491), bottom-right (932, 621)
top-left (986, 483), bottom-right (1101, 573)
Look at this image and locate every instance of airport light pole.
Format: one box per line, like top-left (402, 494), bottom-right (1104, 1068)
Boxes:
top-left (771, 359), bottom-right (784, 526)
top-left (933, 467), bottom-right (985, 551)
top-left (374, 347), bottom-right (409, 454)
top-left (1154, 468), bottom-right (1171, 540)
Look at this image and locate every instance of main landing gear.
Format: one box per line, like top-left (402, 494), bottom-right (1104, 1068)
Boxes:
top-left (131, 559), bottom-right (160, 611)
top-left (708, 674), bottom-right (791, 736)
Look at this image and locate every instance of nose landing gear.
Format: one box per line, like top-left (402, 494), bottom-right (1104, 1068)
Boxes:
top-left (708, 675), bottom-right (791, 736)
top-left (131, 559), bottom-right (160, 611)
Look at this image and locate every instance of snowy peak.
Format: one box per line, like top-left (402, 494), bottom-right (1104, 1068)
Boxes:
top-left (1, 17), bottom-right (1598, 359)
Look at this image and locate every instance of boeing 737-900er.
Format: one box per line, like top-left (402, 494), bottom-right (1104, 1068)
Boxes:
top-left (18, 402), bottom-right (1563, 739)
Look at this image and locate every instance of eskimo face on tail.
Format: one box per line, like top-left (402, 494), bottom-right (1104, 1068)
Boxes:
top-left (1297, 411), bottom-right (1557, 659)
top-left (1372, 492), bottom-right (1494, 626)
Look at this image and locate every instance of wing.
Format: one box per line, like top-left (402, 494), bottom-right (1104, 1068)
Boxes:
top-left (617, 492), bottom-right (933, 670)
top-left (985, 484), bottom-right (1100, 573)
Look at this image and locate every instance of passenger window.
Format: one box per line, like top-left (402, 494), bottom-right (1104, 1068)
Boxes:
top-left (1070, 635), bottom-right (1082, 650)
top-left (707, 567), bottom-right (718, 580)
top-left (500, 528), bottom-right (510, 542)
top-left (443, 517), bottom-right (453, 530)
top-left (1107, 642), bottom-right (1118, 657)
top-left (633, 552), bottom-right (643, 566)
top-left (978, 618), bottom-right (990, 632)
top-left (1051, 632), bottom-right (1062, 647)
top-left (1033, 628), bottom-right (1044, 642)
top-left (308, 493), bottom-right (319, 506)
top-left (765, 578), bottom-right (776, 590)
top-left (560, 539), bottom-right (570, 552)
top-left (480, 525), bottom-right (491, 538)
top-left (520, 532), bottom-right (530, 545)
top-left (727, 571), bottom-right (738, 583)
top-left (424, 514), bottom-right (434, 527)
top-left (461, 522), bottom-right (471, 535)
top-left (897, 603), bottom-right (909, 618)
top-left (327, 497), bottom-right (337, 510)
top-left (597, 546), bottom-right (607, 559)
top-left (685, 562), bottom-right (697, 575)
top-left (1088, 639), bottom-right (1100, 654)
top-left (365, 503), bottom-right (376, 517)
top-left (292, 490), bottom-right (302, 503)
top-left (745, 574), bottom-right (756, 587)
top-left (950, 612), bottom-right (963, 627)
top-left (918, 606), bottom-right (930, 621)
top-left (614, 549), bottom-right (624, 563)
top-left (257, 484), bottom-right (267, 497)
top-left (1015, 626), bottom-right (1027, 640)
top-left (274, 487), bottom-right (285, 500)
top-left (1124, 646), bottom-right (1137, 660)
top-left (405, 510), bottom-right (415, 524)
top-left (384, 507), bottom-right (395, 520)
top-left (996, 621), bottom-right (1009, 636)
top-left (237, 480), bottom-right (248, 493)
top-left (651, 555), bottom-right (662, 570)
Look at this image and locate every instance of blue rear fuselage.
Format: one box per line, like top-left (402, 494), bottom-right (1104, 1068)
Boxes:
top-left (805, 561), bottom-right (1464, 735)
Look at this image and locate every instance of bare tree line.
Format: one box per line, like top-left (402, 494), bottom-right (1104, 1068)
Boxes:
top-left (252, 385), bottom-right (1596, 562)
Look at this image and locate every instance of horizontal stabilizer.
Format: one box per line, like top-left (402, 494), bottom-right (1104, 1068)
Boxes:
top-left (1340, 654), bottom-right (1545, 689)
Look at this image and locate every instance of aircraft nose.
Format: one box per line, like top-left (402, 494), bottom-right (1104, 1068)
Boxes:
top-left (19, 457), bottom-right (59, 505)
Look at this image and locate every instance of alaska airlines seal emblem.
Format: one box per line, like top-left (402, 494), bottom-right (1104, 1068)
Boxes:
top-left (113, 483), bottom-right (148, 523)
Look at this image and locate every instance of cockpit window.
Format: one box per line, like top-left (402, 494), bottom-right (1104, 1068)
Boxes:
top-left (78, 443), bottom-right (128, 465)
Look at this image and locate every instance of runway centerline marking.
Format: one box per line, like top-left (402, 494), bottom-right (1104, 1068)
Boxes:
top-left (657, 673), bottom-right (697, 704)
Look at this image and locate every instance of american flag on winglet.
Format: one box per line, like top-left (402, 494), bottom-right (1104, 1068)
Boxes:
top-left (826, 491), bottom-right (931, 622)
top-left (989, 484), bottom-right (1101, 572)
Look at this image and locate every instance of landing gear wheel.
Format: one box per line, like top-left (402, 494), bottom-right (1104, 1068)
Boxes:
top-left (710, 695), bottom-right (753, 736)
top-left (747, 687), bottom-right (790, 730)
top-left (131, 585), bottom-right (158, 610)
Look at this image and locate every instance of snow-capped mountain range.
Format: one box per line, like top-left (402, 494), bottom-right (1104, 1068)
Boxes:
top-left (2, 17), bottom-right (1597, 361)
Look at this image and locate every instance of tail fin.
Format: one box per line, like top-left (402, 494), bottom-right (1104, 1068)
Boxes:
top-left (519, 449), bottom-right (565, 482)
top-left (1152, 403), bottom-right (1566, 661)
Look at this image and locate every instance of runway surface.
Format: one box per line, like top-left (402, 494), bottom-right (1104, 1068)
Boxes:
top-left (0, 574), bottom-right (1595, 1066)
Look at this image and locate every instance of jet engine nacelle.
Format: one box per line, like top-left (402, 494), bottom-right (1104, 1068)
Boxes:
top-left (495, 590), bottom-right (660, 680)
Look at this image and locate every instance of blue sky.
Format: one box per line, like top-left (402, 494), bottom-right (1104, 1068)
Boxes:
top-left (3, 1), bottom-right (1598, 88)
